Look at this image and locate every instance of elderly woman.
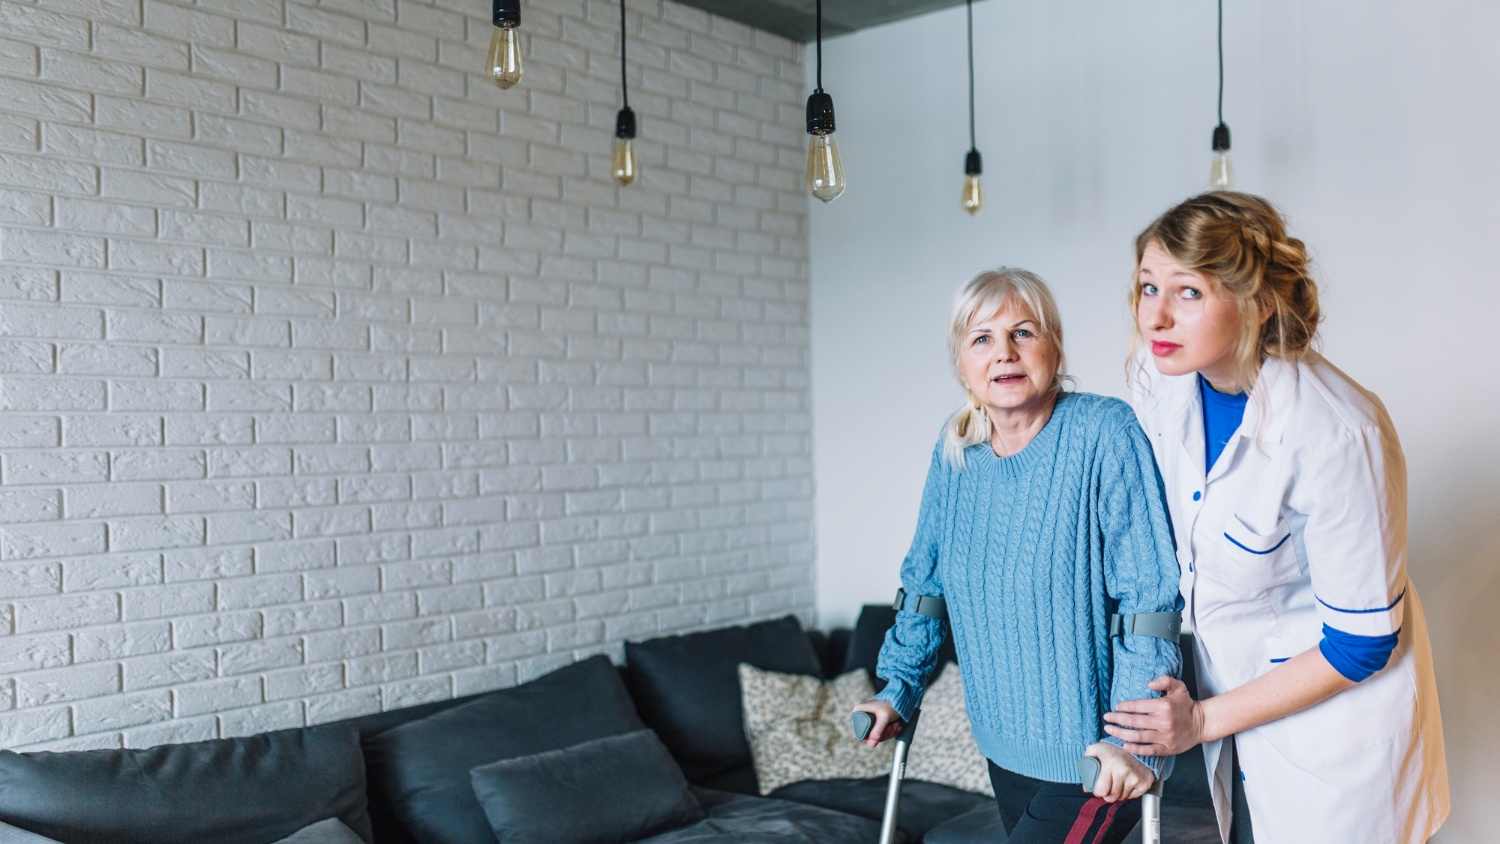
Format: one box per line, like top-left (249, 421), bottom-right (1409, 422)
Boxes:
top-left (852, 269), bottom-right (1183, 844)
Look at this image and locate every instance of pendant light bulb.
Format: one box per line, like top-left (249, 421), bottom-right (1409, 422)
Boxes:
top-left (487, 0), bottom-right (522, 89)
top-left (805, 91), bottom-right (845, 203)
top-left (613, 107), bottom-right (637, 186)
top-left (962, 150), bottom-right (983, 215)
top-left (1210, 122), bottom-right (1234, 189)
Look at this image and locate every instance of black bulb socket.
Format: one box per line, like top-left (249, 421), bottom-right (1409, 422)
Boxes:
top-left (806, 91), bottom-right (835, 136)
top-left (493, 0), bottom-right (520, 28)
top-left (965, 149), bottom-right (983, 176)
top-left (1212, 122), bottom-right (1231, 152)
top-left (615, 106), bottom-right (637, 140)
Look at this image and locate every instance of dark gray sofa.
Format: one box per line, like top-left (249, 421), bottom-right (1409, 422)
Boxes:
top-left (0, 609), bottom-right (1219, 844)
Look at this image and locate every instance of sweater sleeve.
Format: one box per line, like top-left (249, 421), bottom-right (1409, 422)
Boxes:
top-left (871, 439), bottom-right (950, 722)
top-left (1099, 414), bottom-right (1185, 775)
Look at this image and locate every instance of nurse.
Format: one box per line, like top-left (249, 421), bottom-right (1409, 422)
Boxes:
top-left (1102, 192), bottom-right (1448, 843)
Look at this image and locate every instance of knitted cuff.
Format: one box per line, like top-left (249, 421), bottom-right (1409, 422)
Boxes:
top-left (871, 678), bottom-right (923, 723)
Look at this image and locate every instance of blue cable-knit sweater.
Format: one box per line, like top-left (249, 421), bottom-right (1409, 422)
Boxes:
top-left (874, 392), bottom-right (1183, 782)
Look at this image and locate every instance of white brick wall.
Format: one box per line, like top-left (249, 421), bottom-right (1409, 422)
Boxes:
top-left (0, 0), bottom-right (813, 751)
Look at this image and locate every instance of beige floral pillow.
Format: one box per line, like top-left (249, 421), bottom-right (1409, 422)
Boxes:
top-left (738, 664), bottom-right (894, 795)
top-left (905, 663), bottom-right (993, 796)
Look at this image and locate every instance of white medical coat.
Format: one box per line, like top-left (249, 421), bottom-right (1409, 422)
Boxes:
top-left (1130, 352), bottom-right (1448, 844)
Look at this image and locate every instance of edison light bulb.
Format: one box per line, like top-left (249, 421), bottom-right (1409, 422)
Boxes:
top-left (1209, 151), bottom-right (1234, 189)
top-left (612, 137), bottom-right (636, 186)
top-left (962, 174), bottom-right (983, 214)
top-left (487, 24), bottom-right (522, 89)
top-left (806, 133), bottom-right (844, 203)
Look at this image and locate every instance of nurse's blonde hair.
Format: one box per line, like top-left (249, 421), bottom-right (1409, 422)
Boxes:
top-left (1128, 192), bottom-right (1321, 396)
top-left (943, 268), bottom-right (1067, 470)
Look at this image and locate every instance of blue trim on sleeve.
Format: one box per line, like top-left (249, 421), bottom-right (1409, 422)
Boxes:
top-left (1315, 587), bottom-right (1406, 615)
top-left (1223, 532), bottom-right (1290, 555)
top-left (1318, 624), bottom-right (1400, 682)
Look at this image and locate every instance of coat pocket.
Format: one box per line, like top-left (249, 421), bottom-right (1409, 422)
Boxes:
top-left (1213, 514), bottom-right (1302, 591)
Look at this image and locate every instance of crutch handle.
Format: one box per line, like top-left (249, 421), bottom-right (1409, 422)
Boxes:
top-left (1077, 754), bottom-right (1164, 844)
top-left (851, 711), bottom-right (875, 741)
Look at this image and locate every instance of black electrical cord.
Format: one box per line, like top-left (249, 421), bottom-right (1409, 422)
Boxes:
top-left (1216, 0), bottom-right (1224, 125)
top-left (967, 0), bottom-right (975, 151)
top-left (815, 0), bottom-right (823, 93)
top-left (620, 0), bottom-right (628, 108)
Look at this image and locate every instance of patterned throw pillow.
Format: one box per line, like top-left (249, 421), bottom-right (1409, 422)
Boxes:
top-left (905, 664), bottom-right (994, 797)
top-left (737, 664), bottom-right (894, 795)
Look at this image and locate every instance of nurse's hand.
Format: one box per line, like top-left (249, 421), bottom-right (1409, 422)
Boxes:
top-left (1083, 743), bottom-right (1155, 802)
top-left (850, 700), bottom-right (904, 748)
top-left (1102, 675), bottom-right (1206, 756)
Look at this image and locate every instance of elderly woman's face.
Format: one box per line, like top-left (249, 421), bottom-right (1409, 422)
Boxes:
top-left (958, 302), bottom-right (1060, 417)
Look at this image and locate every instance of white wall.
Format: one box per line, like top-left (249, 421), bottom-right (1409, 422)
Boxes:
top-left (808, 1), bottom-right (1500, 838)
top-left (0, 0), bottom-right (815, 751)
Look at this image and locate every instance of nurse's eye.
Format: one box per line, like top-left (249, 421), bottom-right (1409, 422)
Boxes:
top-left (1182, 287), bottom-right (1203, 300)
top-left (1140, 282), bottom-right (1159, 296)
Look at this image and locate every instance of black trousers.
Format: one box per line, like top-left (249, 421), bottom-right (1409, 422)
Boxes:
top-left (987, 762), bottom-right (1142, 844)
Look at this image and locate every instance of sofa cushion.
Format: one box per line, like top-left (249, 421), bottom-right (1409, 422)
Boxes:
top-left (626, 616), bottom-right (823, 783)
top-left (770, 779), bottom-right (989, 842)
top-left (470, 730), bottom-right (703, 844)
top-left (635, 788), bottom-right (895, 844)
top-left (844, 605), bottom-right (957, 693)
top-left (738, 664), bottom-right (891, 794)
top-left (920, 803), bottom-right (1004, 844)
top-left (0, 723), bottom-right (371, 844)
top-left (363, 655), bottom-right (644, 844)
top-left (0, 821), bottom-right (61, 844)
top-left (272, 819), bottom-right (366, 844)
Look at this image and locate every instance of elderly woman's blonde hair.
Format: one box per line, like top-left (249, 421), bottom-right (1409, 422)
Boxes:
top-left (943, 268), bottom-right (1068, 470)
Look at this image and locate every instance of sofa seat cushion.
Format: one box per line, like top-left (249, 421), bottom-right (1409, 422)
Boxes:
top-left (635, 788), bottom-right (896, 844)
top-left (0, 723), bottom-right (371, 844)
top-left (363, 655), bottom-right (645, 844)
top-left (626, 616), bottom-right (823, 783)
top-left (470, 730), bottom-right (704, 844)
top-left (770, 778), bottom-right (989, 841)
top-left (272, 819), bottom-right (366, 844)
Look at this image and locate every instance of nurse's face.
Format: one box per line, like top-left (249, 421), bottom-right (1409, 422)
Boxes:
top-left (1136, 241), bottom-right (1244, 391)
top-left (957, 302), bottom-right (1060, 418)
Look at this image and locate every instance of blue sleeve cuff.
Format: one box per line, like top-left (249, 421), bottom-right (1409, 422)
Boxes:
top-left (1318, 624), bottom-right (1399, 683)
top-left (872, 677), bottom-right (924, 723)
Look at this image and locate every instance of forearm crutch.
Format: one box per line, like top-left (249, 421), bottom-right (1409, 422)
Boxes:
top-left (850, 707), bottom-right (921, 844)
top-left (1078, 755), bottom-right (1165, 844)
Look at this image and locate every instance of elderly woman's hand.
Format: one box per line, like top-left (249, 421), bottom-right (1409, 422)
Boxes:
top-left (1102, 675), bottom-right (1206, 757)
top-left (1083, 742), bottom-right (1155, 802)
top-left (850, 699), bottom-right (904, 748)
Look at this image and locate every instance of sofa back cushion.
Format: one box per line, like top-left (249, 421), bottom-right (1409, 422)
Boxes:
top-left (362, 655), bottom-right (644, 844)
top-left (0, 723), bottom-right (372, 844)
top-left (470, 730), bottom-right (703, 844)
top-left (624, 615), bottom-right (823, 783)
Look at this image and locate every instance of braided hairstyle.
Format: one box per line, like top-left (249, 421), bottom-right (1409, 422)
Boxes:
top-left (1129, 191), bottom-right (1321, 394)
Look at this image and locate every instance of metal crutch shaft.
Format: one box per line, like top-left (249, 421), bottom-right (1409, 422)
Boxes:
top-left (852, 708), bottom-right (922, 844)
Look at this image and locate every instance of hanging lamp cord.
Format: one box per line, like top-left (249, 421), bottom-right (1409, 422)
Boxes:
top-left (967, 0), bottom-right (976, 151)
top-left (1216, 0), bottom-right (1224, 125)
top-left (620, 0), bottom-right (629, 108)
top-left (815, 0), bottom-right (823, 93)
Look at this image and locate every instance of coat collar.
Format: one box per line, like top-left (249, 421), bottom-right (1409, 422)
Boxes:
top-left (1152, 355), bottom-right (1298, 474)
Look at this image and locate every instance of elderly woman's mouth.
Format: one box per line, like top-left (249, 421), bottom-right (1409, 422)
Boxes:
top-left (992, 373), bottom-right (1026, 384)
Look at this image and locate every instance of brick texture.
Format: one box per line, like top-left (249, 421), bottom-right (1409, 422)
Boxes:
top-left (0, 0), bottom-right (813, 750)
